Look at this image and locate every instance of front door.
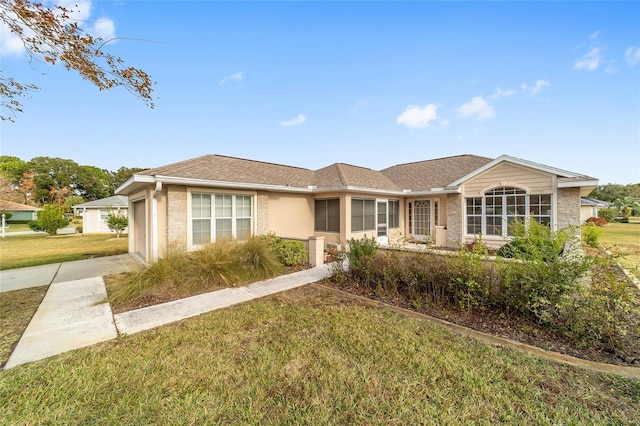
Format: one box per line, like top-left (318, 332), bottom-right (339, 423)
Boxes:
top-left (377, 201), bottom-right (388, 245)
top-left (412, 200), bottom-right (431, 241)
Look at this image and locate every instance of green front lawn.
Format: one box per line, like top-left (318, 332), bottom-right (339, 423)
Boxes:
top-left (0, 233), bottom-right (128, 270)
top-left (1, 286), bottom-right (638, 424)
top-left (600, 222), bottom-right (640, 279)
top-left (0, 286), bottom-right (48, 364)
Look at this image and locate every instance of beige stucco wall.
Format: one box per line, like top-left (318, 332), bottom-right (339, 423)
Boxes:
top-left (266, 192), bottom-right (314, 239)
top-left (463, 162), bottom-right (555, 196)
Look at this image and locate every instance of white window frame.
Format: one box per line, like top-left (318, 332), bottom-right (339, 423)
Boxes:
top-left (464, 187), bottom-right (554, 238)
top-left (187, 189), bottom-right (256, 249)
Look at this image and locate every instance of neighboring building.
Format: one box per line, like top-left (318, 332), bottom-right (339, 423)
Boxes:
top-left (73, 195), bottom-right (128, 234)
top-left (580, 197), bottom-right (611, 223)
top-left (0, 200), bottom-right (41, 222)
top-left (115, 154), bottom-right (597, 264)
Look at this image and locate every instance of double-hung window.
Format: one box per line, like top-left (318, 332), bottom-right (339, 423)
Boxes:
top-left (465, 187), bottom-right (552, 237)
top-left (351, 198), bottom-right (375, 232)
top-left (192, 193), bottom-right (252, 245)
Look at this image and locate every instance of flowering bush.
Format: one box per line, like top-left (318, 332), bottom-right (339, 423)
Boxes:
top-left (586, 216), bottom-right (607, 227)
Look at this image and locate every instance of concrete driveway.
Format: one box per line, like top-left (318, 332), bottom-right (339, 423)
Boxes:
top-left (0, 254), bottom-right (141, 293)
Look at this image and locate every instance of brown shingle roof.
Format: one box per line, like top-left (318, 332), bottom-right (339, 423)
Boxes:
top-left (135, 154), bottom-right (499, 192)
top-left (0, 200), bottom-right (41, 211)
top-left (381, 154), bottom-right (494, 190)
top-left (314, 163), bottom-right (401, 191)
top-left (140, 154), bottom-right (315, 188)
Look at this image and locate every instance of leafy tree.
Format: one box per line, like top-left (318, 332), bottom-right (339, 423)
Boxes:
top-left (105, 209), bottom-right (128, 238)
top-left (77, 166), bottom-right (112, 200)
top-left (0, 155), bottom-right (28, 184)
top-left (27, 157), bottom-right (81, 204)
top-left (109, 166), bottom-right (147, 190)
top-left (0, 0), bottom-right (154, 121)
top-left (0, 175), bottom-right (25, 203)
top-left (64, 195), bottom-right (86, 213)
top-left (16, 169), bottom-right (36, 205)
top-left (588, 183), bottom-right (640, 203)
top-left (28, 203), bottom-right (69, 235)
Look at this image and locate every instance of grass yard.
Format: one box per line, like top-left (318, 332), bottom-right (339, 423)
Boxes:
top-left (1, 286), bottom-right (638, 424)
top-left (3, 223), bottom-right (31, 232)
top-left (0, 286), bottom-right (48, 365)
top-left (600, 222), bottom-right (640, 279)
top-left (0, 233), bottom-right (128, 270)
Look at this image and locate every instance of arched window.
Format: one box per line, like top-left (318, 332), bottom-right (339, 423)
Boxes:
top-left (465, 187), bottom-right (552, 237)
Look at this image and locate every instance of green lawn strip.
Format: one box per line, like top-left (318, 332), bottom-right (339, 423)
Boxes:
top-left (1, 287), bottom-right (637, 424)
top-left (0, 234), bottom-right (128, 270)
top-left (0, 286), bottom-right (48, 367)
top-left (600, 222), bottom-right (640, 279)
top-left (3, 224), bottom-right (31, 232)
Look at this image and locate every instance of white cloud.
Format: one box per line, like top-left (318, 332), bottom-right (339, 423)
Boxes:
top-left (1, 0), bottom-right (117, 57)
top-left (488, 86), bottom-right (518, 99)
top-left (279, 114), bottom-right (307, 126)
top-left (55, 0), bottom-right (92, 22)
top-left (0, 22), bottom-right (26, 56)
top-left (521, 79), bottom-right (550, 96)
top-left (625, 46), bottom-right (640, 66)
top-left (93, 17), bottom-right (115, 40)
top-left (574, 47), bottom-right (602, 71)
top-left (219, 71), bottom-right (244, 85)
top-left (456, 96), bottom-right (494, 121)
top-left (588, 30), bottom-right (601, 41)
top-left (350, 98), bottom-right (371, 113)
top-left (396, 104), bottom-right (438, 128)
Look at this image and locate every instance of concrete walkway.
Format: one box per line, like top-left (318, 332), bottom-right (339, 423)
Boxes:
top-left (4, 263), bottom-right (333, 369)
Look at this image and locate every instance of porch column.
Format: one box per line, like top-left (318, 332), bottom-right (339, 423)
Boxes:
top-left (308, 236), bottom-right (325, 266)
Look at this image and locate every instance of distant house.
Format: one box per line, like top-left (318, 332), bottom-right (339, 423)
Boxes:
top-left (0, 200), bottom-right (41, 222)
top-left (116, 153), bottom-right (598, 265)
top-left (580, 198), bottom-right (611, 223)
top-left (73, 195), bottom-right (128, 234)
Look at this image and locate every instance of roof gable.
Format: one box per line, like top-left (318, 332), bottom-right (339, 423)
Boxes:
top-left (314, 163), bottom-right (400, 191)
top-left (447, 154), bottom-right (597, 188)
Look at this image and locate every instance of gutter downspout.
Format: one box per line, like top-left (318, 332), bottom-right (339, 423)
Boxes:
top-left (152, 180), bottom-right (162, 261)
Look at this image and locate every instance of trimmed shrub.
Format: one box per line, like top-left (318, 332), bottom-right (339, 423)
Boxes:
top-left (598, 208), bottom-right (616, 223)
top-left (497, 219), bottom-right (569, 262)
top-left (583, 223), bottom-right (604, 248)
top-left (260, 232), bottom-right (308, 266)
top-left (28, 204), bottom-right (69, 235)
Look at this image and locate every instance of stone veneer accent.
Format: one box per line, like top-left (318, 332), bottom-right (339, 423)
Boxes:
top-left (446, 193), bottom-right (462, 247)
top-left (167, 185), bottom-right (188, 248)
top-left (256, 191), bottom-right (270, 235)
top-left (557, 187), bottom-right (581, 230)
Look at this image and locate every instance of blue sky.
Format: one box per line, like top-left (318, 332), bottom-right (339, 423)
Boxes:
top-left (2, 1), bottom-right (639, 185)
